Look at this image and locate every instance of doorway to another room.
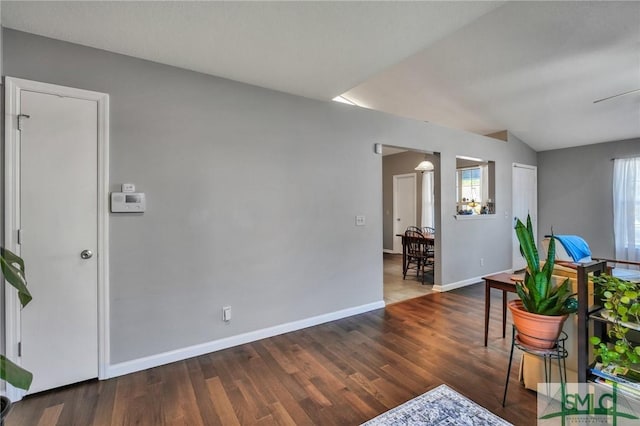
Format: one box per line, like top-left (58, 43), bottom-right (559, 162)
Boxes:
top-left (381, 146), bottom-right (440, 304)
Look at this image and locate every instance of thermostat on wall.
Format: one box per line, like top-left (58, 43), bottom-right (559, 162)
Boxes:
top-left (111, 192), bottom-right (146, 212)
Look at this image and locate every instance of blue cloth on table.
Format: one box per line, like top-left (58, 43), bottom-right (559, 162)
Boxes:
top-left (553, 235), bottom-right (592, 262)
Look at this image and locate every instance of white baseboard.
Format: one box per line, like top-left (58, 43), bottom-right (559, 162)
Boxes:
top-left (382, 249), bottom-right (397, 254)
top-left (106, 300), bottom-right (386, 379)
top-left (433, 269), bottom-right (511, 292)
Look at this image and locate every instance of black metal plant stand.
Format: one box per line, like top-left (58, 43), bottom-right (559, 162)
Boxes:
top-left (503, 326), bottom-right (568, 406)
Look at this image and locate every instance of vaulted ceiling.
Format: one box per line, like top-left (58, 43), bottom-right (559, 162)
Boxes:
top-left (3, 1), bottom-right (639, 152)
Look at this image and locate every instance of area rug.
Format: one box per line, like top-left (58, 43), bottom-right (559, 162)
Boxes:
top-left (361, 384), bottom-right (512, 425)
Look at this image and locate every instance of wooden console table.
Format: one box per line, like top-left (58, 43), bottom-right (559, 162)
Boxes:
top-left (483, 272), bottom-right (520, 346)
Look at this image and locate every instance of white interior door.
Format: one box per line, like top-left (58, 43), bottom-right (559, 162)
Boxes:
top-left (512, 163), bottom-right (538, 271)
top-left (19, 89), bottom-right (99, 393)
top-left (393, 173), bottom-right (417, 253)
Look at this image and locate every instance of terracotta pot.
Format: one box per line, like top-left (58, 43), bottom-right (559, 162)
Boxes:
top-left (0, 395), bottom-right (11, 426)
top-left (507, 300), bottom-right (568, 349)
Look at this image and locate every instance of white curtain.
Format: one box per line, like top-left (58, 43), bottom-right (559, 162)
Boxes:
top-left (421, 171), bottom-right (435, 228)
top-left (481, 164), bottom-right (489, 204)
top-left (613, 157), bottom-right (640, 261)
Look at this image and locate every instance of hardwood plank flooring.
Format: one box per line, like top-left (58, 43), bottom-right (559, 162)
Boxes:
top-left (6, 283), bottom-right (536, 425)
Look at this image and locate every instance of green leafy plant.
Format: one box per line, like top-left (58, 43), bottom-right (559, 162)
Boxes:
top-left (514, 214), bottom-right (578, 315)
top-left (0, 248), bottom-right (33, 390)
top-left (590, 274), bottom-right (640, 367)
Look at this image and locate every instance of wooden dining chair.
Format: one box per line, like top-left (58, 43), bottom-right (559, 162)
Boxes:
top-left (403, 229), bottom-right (430, 282)
top-left (422, 226), bottom-right (435, 236)
top-left (421, 227), bottom-right (435, 269)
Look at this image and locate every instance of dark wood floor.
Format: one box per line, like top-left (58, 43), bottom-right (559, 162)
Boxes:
top-left (6, 283), bottom-right (536, 425)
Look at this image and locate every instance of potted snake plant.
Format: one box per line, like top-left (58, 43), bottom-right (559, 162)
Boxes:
top-left (1, 248), bottom-right (33, 426)
top-left (508, 214), bottom-right (578, 349)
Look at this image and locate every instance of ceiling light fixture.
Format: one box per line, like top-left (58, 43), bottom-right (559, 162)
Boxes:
top-left (415, 160), bottom-right (434, 172)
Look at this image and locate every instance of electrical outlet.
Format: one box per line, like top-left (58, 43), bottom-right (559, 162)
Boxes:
top-left (356, 215), bottom-right (366, 226)
top-left (222, 306), bottom-right (231, 322)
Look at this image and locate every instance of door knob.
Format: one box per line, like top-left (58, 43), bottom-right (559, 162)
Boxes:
top-left (80, 250), bottom-right (93, 259)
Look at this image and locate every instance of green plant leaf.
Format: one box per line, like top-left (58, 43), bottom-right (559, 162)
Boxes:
top-left (0, 247), bottom-right (31, 307)
top-left (514, 218), bottom-right (539, 273)
top-left (537, 296), bottom-right (557, 315)
top-left (590, 336), bottom-right (601, 345)
top-left (535, 278), bottom-right (574, 315)
top-left (542, 235), bottom-right (556, 286)
top-left (0, 355), bottom-right (33, 390)
top-left (534, 273), bottom-right (549, 308)
top-left (1, 248), bottom-right (33, 391)
top-left (523, 274), bottom-right (540, 310)
top-left (555, 278), bottom-right (570, 297)
top-left (516, 282), bottom-right (534, 312)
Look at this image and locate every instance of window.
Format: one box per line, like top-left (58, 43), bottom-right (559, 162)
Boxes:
top-left (613, 157), bottom-right (640, 261)
top-left (457, 167), bottom-right (482, 214)
top-left (455, 157), bottom-right (495, 215)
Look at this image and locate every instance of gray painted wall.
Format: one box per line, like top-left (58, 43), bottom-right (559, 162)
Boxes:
top-left (3, 29), bottom-right (536, 365)
top-left (538, 138), bottom-right (640, 258)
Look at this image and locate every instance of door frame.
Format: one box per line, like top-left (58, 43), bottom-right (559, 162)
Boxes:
top-left (392, 173), bottom-right (417, 253)
top-left (3, 77), bottom-right (110, 400)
